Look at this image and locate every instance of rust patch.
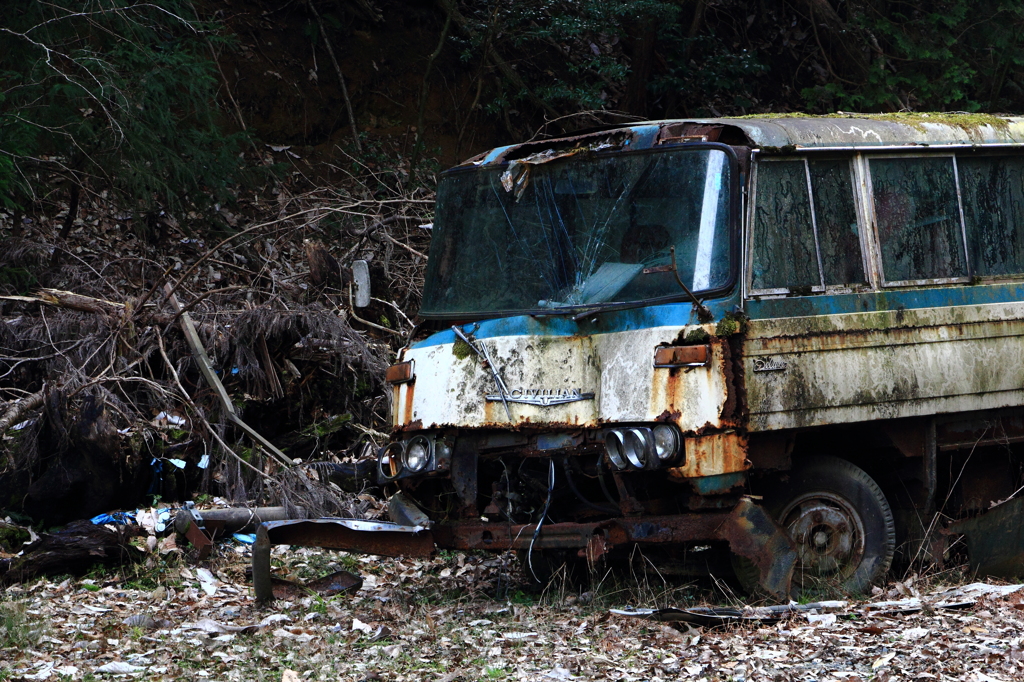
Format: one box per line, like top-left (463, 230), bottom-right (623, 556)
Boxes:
top-left (656, 409), bottom-right (682, 422)
top-left (654, 344), bottom-right (709, 367)
top-left (720, 336), bottom-right (740, 420)
top-left (398, 419), bottom-right (423, 432)
top-left (386, 361), bottom-right (414, 384)
top-left (673, 430), bottom-right (751, 478)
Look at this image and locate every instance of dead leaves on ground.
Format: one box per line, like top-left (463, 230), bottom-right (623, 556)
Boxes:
top-left (2, 549), bottom-right (1024, 681)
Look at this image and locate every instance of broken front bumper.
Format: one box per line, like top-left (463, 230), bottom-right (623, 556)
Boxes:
top-left (251, 496), bottom-right (796, 602)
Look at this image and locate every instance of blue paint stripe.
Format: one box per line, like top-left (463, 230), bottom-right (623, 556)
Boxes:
top-left (746, 281), bottom-right (1024, 320)
top-left (413, 281), bottom-right (1024, 349)
top-left (411, 293), bottom-right (741, 348)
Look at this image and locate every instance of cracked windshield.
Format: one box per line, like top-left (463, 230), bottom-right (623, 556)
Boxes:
top-left (421, 147), bottom-right (732, 316)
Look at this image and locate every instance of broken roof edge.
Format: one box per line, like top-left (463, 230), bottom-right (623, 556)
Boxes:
top-left (459, 113), bottom-right (1024, 167)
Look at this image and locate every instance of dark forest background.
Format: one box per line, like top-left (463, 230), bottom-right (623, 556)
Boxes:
top-left (2, 0), bottom-right (1024, 522)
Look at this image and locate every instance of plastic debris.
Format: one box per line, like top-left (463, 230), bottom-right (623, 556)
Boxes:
top-left (233, 533), bottom-right (256, 544)
top-left (90, 511), bottom-right (135, 525)
top-left (95, 661), bottom-right (147, 673)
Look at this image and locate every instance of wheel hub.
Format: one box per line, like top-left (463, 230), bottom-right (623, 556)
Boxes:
top-left (781, 493), bottom-right (865, 583)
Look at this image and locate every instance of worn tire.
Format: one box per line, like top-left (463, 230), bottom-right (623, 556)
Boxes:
top-left (734, 456), bottom-right (895, 597)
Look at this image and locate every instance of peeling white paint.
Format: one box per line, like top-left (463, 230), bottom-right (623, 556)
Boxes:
top-left (397, 325), bottom-right (729, 433)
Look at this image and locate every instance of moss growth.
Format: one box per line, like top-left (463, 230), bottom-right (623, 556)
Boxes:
top-left (730, 111), bottom-right (1010, 134)
top-left (0, 524), bottom-right (30, 553)
top-left (683, 328), bottom-right (710, 344)
top-left (302, 413), bottom-right (353, 438)
top-left (452, 339), bottom-right (474, 360)
top-left (715, 316), bottom-right (742, 337)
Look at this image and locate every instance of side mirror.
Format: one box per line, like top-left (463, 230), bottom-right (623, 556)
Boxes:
top-left (353, 260), bottom-right (371, 307)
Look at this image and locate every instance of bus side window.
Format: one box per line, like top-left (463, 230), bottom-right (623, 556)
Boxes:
top-left (752, 157), bottom-right (863, 292)
top-left (752, 160), bottom-right (818, 290)
top-left (870, 157), bottom-right (967, 282)
top-left (960, 156), bottom-right (1024, 277)
top-left (809, 159), bottom-right (864, 287)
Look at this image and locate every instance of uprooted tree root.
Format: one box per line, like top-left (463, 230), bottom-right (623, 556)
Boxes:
top-left (0, 167), bottom-right (432, 524)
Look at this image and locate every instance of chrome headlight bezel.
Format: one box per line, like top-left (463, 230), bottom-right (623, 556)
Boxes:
top-left (604, 431), bottom-right (629, 470)
top-left (652, 424), bottom-right (681, 463)
top-left (377, 442), bottom-right (405, 482)
top-left (403, 435), bottom-right (432, 473)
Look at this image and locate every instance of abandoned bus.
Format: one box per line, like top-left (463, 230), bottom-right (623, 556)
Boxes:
top-left (256, 114), bottom-right (1024, 600)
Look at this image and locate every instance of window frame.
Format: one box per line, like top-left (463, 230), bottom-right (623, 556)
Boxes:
top-left (745, 145), bottom-right (1024, 301)
top-left (865, 152), bottom-right (972, 288)
top-left (746, 155), bottom-right (869, 298)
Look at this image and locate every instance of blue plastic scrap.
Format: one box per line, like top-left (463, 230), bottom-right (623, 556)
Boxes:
top-left (233, 533), bottom-right (257, 544)
top-left (90, 511), bottom-right (136, 525)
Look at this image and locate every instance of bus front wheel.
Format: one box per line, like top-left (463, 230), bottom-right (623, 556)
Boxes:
top-left (736, 456), bottom-right (895, 597)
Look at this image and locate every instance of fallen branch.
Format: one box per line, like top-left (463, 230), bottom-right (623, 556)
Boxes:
top-left (164, 285), bottom-right (294, 468)
top-left (0, 386), bottom-right (45, 439)
top-left (156, 330), bottom-right (282, 485)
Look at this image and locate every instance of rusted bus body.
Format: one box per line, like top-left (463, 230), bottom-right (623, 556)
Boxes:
top-left (378, 115), bottom-right (1024, 594)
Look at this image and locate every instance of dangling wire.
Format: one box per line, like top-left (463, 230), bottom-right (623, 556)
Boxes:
top-left (526, 459), bottom-right (556, 582)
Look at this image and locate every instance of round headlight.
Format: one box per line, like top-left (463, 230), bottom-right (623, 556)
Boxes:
top-left (404, 436), bottom-right (431, 473)
top-left (622, 428), bottom-right (650, 469)
top-left (378, 442), bottom-right (404, 481)
top-left (604, 431), bottom-right (628, 470)
top-left (652, 424), bottom-right (680, 462)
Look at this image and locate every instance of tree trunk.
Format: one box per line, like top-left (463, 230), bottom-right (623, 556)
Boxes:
top-left (623, 19), bottom-right (659, 117)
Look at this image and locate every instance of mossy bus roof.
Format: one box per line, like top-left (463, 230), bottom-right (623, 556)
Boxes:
top-left (460, 113), bottom-right (1024, 167)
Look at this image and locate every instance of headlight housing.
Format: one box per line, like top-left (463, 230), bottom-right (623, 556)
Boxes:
top-left (652, 424), bottom-right (681, 462)
top-left (377, 442), bottom-right (404, 482)
top-left (605, 427), bottom-right (654, 470)
top-left (403, 435), bottom-right (432, 473)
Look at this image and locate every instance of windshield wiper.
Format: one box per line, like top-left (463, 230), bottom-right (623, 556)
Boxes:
top-left (451, 326), bottom-right (513, 420)
top-left (667, 246), bottom-right (714, 323)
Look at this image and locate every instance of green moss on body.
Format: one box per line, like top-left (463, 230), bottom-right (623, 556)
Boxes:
top-left (715, 316), bottom-right (742, 337)
top-left (452, 339), bottom-right (474, 360)
top-left (730, 111), bottom-right (1011, 135)
top-left (683, 328), bottom-right (710, 344)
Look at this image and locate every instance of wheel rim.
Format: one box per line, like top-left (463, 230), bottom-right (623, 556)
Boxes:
top-left (779, 491), bottom-right (865, 587)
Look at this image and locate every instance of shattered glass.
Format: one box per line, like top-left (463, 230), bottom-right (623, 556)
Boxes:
top-left (421, 148), bottom-right (732, 316)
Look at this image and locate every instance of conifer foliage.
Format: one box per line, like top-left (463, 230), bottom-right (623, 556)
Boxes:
top-left (0, 1), bottom-right (249, 215)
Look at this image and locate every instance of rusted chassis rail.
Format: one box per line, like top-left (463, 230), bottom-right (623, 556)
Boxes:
top-left (252, 497), bottom-right (796, 603)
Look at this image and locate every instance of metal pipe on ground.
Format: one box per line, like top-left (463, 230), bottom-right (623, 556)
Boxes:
top-left (173, 506), bottom-right (303, 536)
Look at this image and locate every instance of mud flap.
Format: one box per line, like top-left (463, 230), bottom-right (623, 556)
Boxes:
top-left (252, 519), bottom-right (435, 603)
top-left (722, 497), bottom-right (797, 600)
top-left (945, 497), bottom-right (1024, 578)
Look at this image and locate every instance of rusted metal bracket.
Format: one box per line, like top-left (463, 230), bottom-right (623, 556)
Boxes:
top-left (945, 497), bottom-right (1024, 578)
top-left (252, 519), bottom-right (435, 603)
top-left (432, 496), bottom-right (796, 599)
top-left (719, 497), bottom-right (797, 600)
